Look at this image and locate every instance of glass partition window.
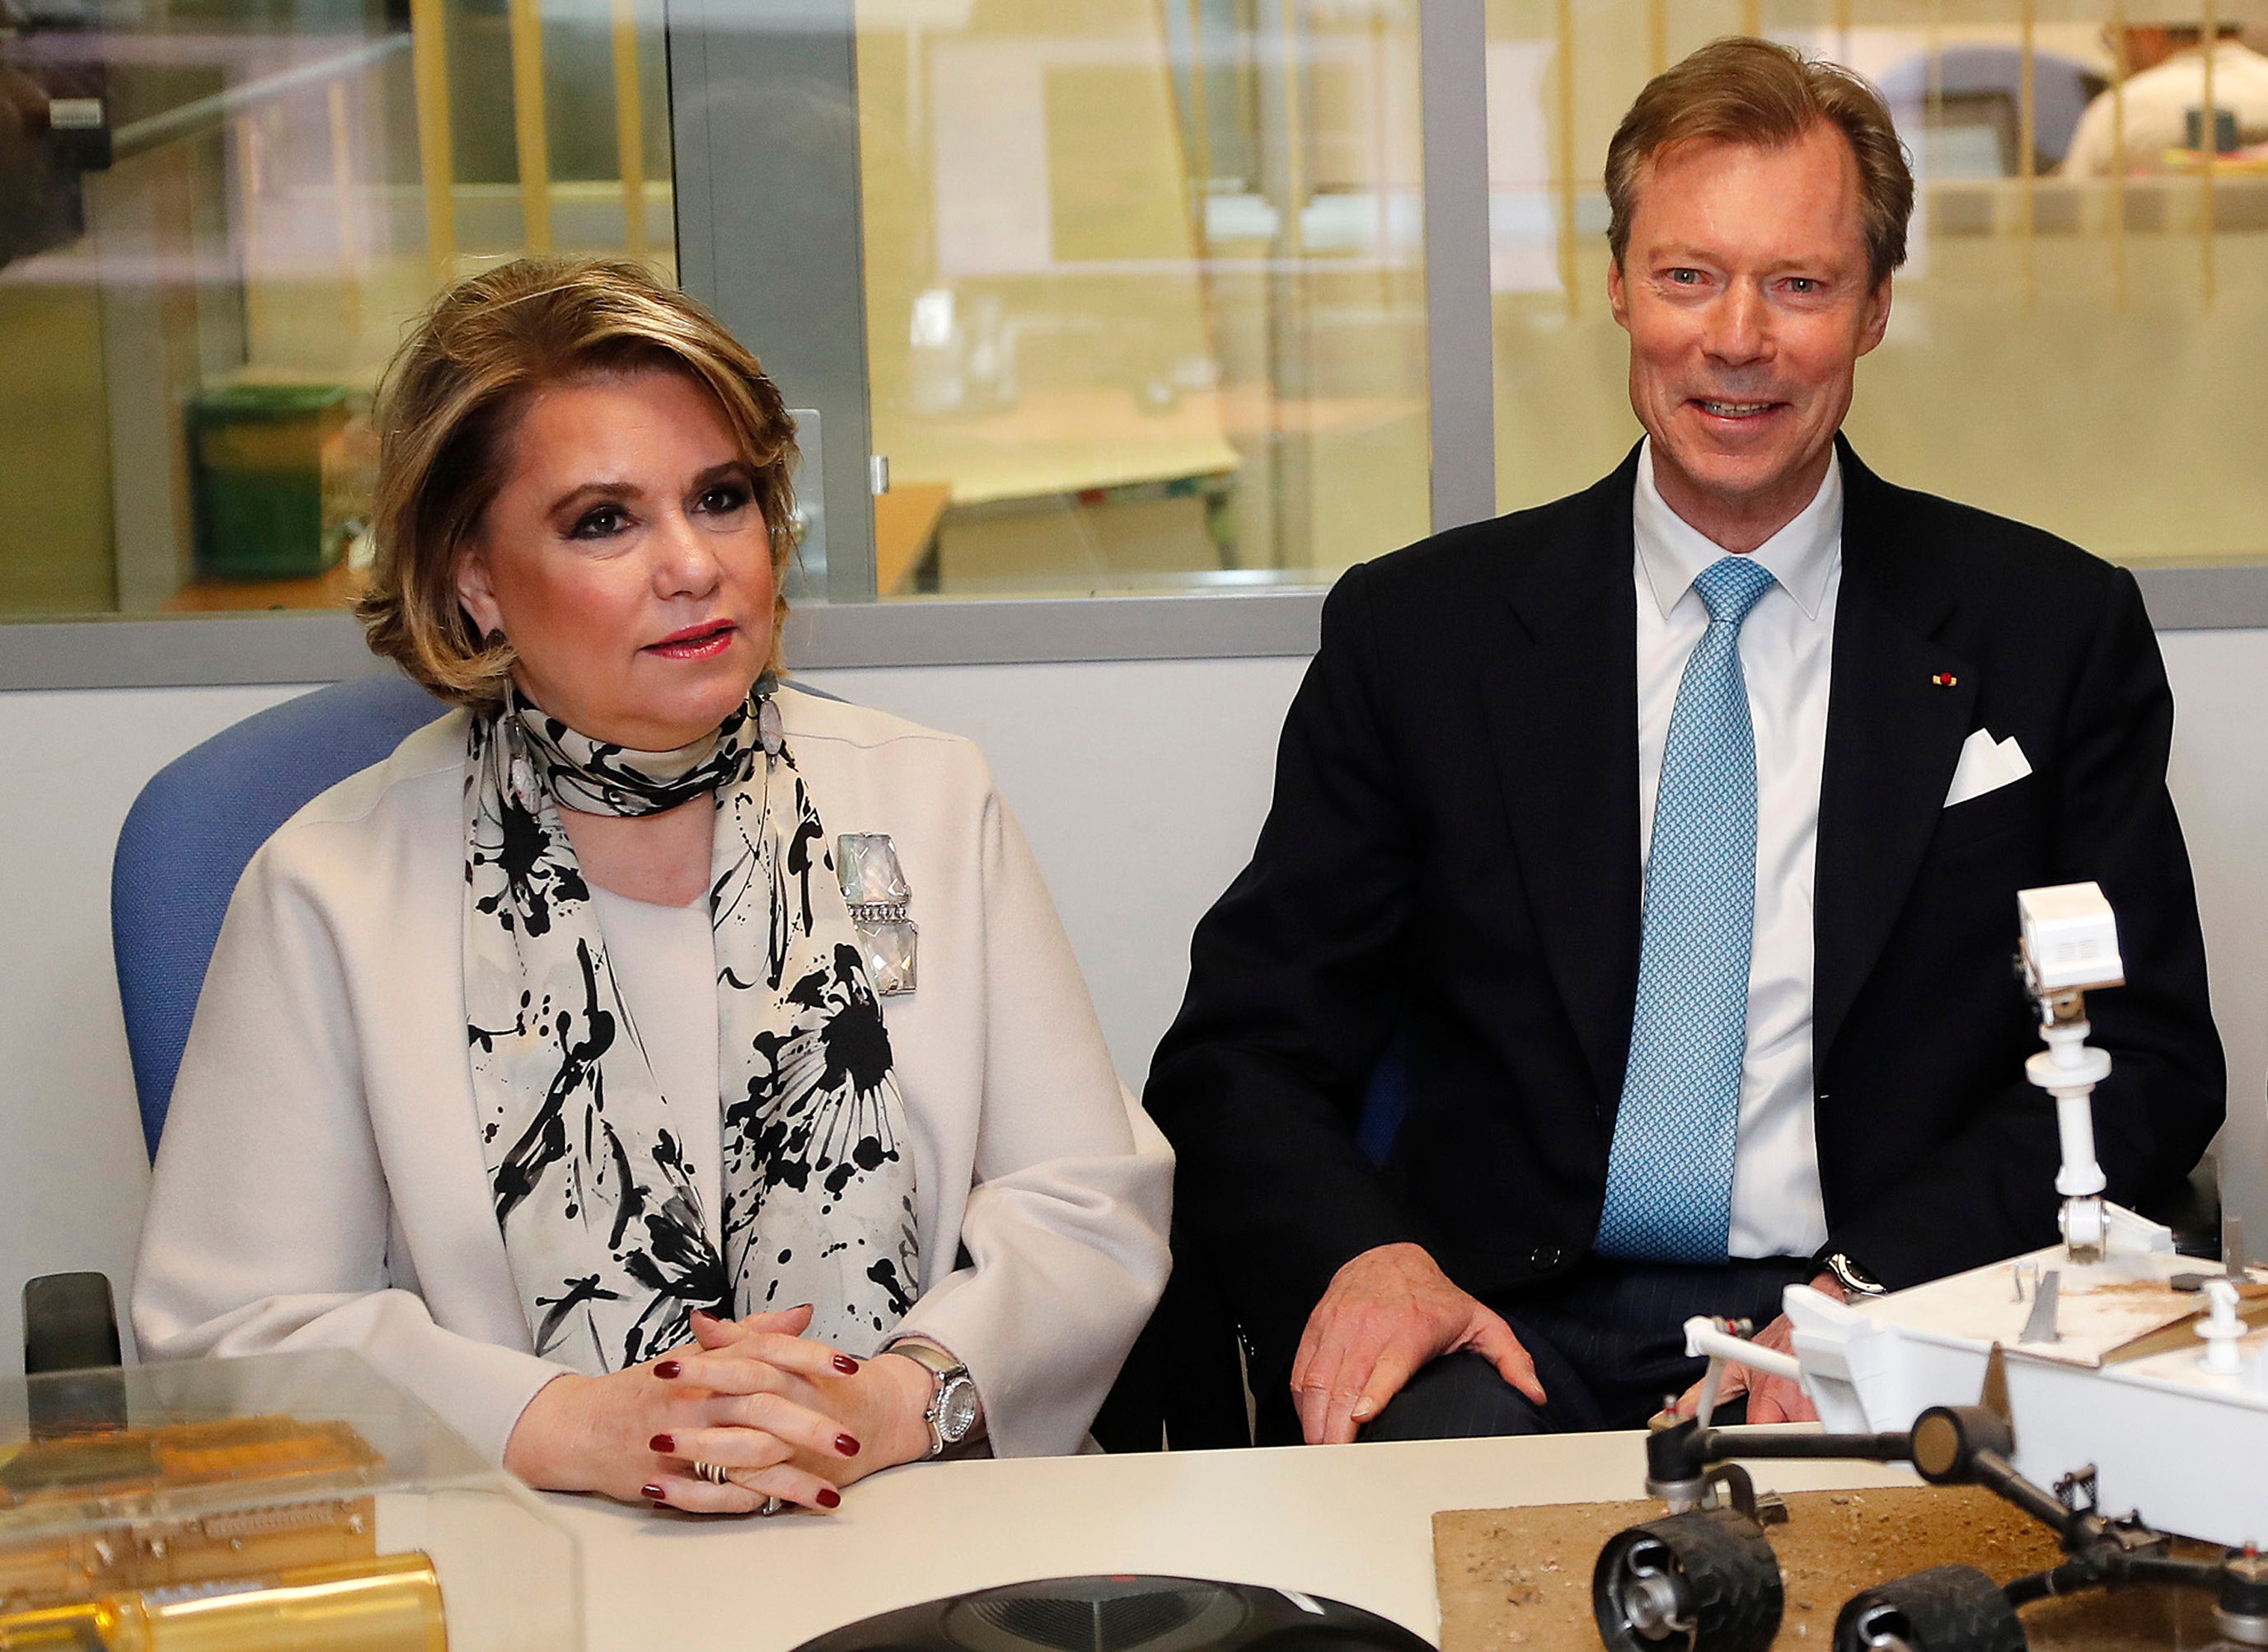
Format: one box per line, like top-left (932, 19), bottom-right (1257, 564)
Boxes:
top-left (12, 0), bottom-right (2265, 639)
top-left (0, 0), bottom-right (673, 617)
top-left (850, 0), bottom-right (1432, 598)
top-left (1486, 0), bottom-right (2268, 569)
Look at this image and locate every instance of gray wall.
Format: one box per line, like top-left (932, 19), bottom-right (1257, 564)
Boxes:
top-left (0, 639), bottom-right (2259, 1367)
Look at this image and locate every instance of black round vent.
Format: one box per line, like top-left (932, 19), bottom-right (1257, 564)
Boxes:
top-left (972, 1590), bottom-right (1197, 1651)
top-left (944, 1580), bottom-right (1245, 1652)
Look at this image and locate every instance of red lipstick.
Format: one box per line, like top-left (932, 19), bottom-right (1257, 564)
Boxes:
top-left (645, 621), bottom-right (737, 660)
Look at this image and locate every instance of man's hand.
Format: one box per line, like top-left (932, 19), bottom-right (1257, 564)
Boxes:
top-left (1672, 1274), bottom-right (1845, 1424)
top-left (1290, 1241), bottom-right (1546, 1444)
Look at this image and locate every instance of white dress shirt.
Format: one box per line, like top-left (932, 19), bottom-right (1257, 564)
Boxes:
top-left (2062, 41), bottom-right (2268, 177)
top-left (1633, 439), bottom-right (1841, 1259)
top-left (585, 885), bottom-right (721, 1246)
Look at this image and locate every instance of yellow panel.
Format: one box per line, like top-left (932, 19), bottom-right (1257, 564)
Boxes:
top-left (0, 284), bottom-right (113, 614)
top-left (1044, 64), bottom-right (1197, 265)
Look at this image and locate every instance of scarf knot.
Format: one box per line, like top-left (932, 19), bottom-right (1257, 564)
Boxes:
top-left (509, 687), bottom-right (760, 818)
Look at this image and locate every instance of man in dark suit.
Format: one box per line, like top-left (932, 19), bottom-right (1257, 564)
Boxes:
top-left (1144, 37), bottom-right (2223, 1446)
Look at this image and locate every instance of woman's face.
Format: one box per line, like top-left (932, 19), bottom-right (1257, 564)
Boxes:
top-left (455, 367), bottom-right (777, 752)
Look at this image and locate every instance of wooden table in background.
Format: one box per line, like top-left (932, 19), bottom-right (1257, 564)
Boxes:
top-left (873, 482), bottom-right (953, 595)
top-left (162, 561), bottom-right (363, 612)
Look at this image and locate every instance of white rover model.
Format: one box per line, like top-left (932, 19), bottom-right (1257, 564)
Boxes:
top-left (1592, 883), bottom-right (2268, 1652)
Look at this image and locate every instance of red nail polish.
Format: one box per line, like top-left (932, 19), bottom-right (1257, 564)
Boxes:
top-left (835, 1433), bottom-right (860, 1457)
top-left (654, 1360), bottom-right (682, 1379)
top-left (649, 1434), bottom-right (674, 1453)
top-left (832, 1354), bottom-right (860, 1374)
top-left (641, 1483), bottom-right (664, 1500)
top-left (816, 1487), bottom-right (841, 1509)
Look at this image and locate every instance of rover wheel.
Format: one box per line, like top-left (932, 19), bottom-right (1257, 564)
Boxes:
top-left (1592, 1509), bottom-right (1783, 1652)
top-left (1833, 1566), bottom-right (2027, 1652)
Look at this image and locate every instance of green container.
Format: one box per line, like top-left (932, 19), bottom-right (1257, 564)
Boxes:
top-left (189, 383), bottom-right (360, 580)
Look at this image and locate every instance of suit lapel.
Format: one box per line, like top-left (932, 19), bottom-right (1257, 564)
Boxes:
top-left (1478, 450), bottom-right (1644, 1109)
top-left (1814, 443), bottom-right (1977, 1065)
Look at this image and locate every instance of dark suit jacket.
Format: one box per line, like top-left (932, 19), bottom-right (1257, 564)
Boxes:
top-left (1144, 439), bottom-right (2226, 1394)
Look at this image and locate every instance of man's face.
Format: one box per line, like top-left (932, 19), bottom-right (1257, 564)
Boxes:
top-left (1608, 122), bottom-right (1891, 547)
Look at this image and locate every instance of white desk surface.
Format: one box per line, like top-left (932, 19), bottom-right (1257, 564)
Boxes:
top-left (541, 1434), bottom-right (1918, 1652)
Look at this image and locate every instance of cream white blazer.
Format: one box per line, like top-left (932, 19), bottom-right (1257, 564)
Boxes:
top-left (133, 686), bottom-right (1173, 1466)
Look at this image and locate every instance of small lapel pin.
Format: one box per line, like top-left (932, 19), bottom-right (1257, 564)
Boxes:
top-left (1931, 673), bottom-right (1959, 688)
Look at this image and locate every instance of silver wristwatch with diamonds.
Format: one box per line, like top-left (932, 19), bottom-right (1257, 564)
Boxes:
top-left (893, 1340), bottom-right (981, 1457)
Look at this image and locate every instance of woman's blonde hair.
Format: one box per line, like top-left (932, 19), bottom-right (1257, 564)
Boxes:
top-left (355, 256), bottom-right (799, 709)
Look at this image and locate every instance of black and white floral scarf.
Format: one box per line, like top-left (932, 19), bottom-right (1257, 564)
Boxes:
top-left (462, 681), bottom-right (921, 1375)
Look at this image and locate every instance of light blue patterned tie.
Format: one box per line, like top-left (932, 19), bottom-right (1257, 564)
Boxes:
top-left (1596, 553), bottom-right (1779, 1263)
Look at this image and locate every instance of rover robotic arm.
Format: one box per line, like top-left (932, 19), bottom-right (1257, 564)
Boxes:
top-left (2016, 883), bottom-right (2124, 1264)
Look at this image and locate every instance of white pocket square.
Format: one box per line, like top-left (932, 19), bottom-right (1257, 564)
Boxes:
top-left (1944, 728), bottom-right (2032, 808)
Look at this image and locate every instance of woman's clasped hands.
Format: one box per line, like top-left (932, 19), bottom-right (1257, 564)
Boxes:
top-left (503, 1303), bottom-right (936, 1515)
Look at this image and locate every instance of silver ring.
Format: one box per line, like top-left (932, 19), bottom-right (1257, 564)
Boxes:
top-left (693, 1461), bottom-right (733, 1485)
top-left (758, 1495), bottom-right (785, 1517)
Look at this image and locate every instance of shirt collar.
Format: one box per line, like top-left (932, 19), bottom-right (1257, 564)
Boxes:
top-left (1633, 436), bottom-right (1843, 622)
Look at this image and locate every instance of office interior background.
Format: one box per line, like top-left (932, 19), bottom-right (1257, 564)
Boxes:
top-left (2, 0), bottom-right (2266, 1361)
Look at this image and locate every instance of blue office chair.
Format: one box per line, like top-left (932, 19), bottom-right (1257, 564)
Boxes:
top-left (1355, 1025), bottom-right (1410, 1167)
top-left (1877, 45), bottom-right (2106, 175)
top-left (110, 671), bottom-right (450, 1160)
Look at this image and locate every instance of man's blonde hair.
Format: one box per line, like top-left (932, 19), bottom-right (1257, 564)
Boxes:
top-left (1605, 36), bottom-right (1914, 289)
top-left (356, 256), bottom-right (799, 709)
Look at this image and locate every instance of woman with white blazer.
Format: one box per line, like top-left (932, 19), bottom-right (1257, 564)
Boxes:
top-left (132, 257), bottom-right (1172, 1516)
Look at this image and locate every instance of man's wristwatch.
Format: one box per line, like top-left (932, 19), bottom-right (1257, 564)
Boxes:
top-left (892, 1341), bottom-right (981, 1457)
top-left (1819, 1251), bottom-right (1888, 1299)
